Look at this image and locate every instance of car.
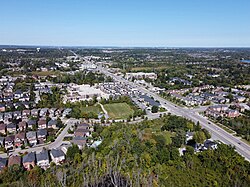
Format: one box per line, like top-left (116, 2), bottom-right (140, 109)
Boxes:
top-left (208, 122), bottom-right (211, 124)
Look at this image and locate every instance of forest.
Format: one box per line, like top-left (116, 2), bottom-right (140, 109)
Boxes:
top-left (0, 115), bottom-right (249, 187)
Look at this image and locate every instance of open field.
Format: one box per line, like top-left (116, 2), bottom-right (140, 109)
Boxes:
top-left (80, 105), bottom-right (103, 114)
top-left (104, 103), bottom-right (134, 119)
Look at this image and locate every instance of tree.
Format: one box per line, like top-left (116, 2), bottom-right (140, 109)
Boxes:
top-left (67, 144), bottom-right (80, 161)
top-left (151, 106), bottom-right (159, 113)
top-left (193, 131), bottom-right (206, 144)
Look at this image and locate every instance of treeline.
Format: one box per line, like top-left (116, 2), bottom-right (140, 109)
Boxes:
top-left (0, 115), bottom-right (249, 186)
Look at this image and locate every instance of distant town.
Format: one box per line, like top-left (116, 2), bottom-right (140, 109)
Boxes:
top-left (0, 46), bottom-right (249, 186)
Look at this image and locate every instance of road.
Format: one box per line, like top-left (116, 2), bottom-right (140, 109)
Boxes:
top-left (96, 65), bottom-right (250, 161)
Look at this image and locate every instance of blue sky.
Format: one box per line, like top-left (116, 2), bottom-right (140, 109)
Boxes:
top-left (1, 0), bottom-right (250, 47)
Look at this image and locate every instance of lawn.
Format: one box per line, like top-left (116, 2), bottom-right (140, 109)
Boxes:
top-left (80, 104), bottom-right (103, 114)
top-left (104, 103), bottom-right (134, 119)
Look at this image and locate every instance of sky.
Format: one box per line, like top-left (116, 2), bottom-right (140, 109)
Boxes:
top-left (1, 0), bottom-right (250, 47)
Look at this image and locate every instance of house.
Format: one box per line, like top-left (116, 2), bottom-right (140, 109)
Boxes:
top-left (36, 149), bottom-right (50, 170)
top-left (14, 132), bottom-right (26, 147)
top-left (50, 149), bottom-right (65, 165)
top-left (14, 90), bottom-right (23, 99)
top-left (8, 155), bottom-right (21, 167)
top-left (27, 119), bottom-right (36, 129)
top-left (62, 108), bottom-right (72, 117)
top-left (39, 108), bottom-right (48, 117)
top-left (0, 113), bottom-right (4, 122)
top-left (0, 104), bottom-right (5, 112)
top-left (234, 95), bottom-right (246, 103)
top-left (74, 129), bottom-right (90, 137)
top-left (26, 131), bottom-right (37, 146)
top-left (47, 119), bottom-right (57, 129)
top-left (18, 121), bottom-right (27, 131)
top-left (225, 109), bottom-right (240, 118)
top-left (0, 137), bottom-right (4, 147)
top-left (77, 123), bottom-right (89, 130)
top-left (71, 136), bottom-right (87, 149)
top-left (203, 140), bottom-right (218, 150)
top-left (4, 112), bottom-right (12, 123)
top-left (0, 157), bottom-right (7, 171)
top-left (13, 111), bottom-right (22, 120)
top-left (55, 108), bottom-right (63, 117)
top-left (49, 108), bottom-right (57, 118)
top-left (23, 152), bottom-right (36, 170)
top-left (37, 129), bottom-right (47, 142)
top-left (5, 135), bottom-right (15, 150)
top-left (31, 109), bottom-right (39, 117)
top-left (6, 123), bottom-right (16, 134)
top-left (38, 119), bottom-right (47, 129)
top-left (0, 122), bottom-right (6, 135)
top-left (22, 110), bottom-right (30, 119)
top-left (186, 132), bottom-right (194, 143)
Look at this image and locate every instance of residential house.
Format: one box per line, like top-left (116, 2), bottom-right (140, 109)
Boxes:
top-left (22, 110), bottom-right (30, 119)
top-left (27, 119), bottom-right (36, 129)
top-left (0, 113), bottom-right (4, 122)
top-left (36, 149), bottom-right (50, 170)
top-left (14, 90), bottom-right (23, 99)
top-left (31, 109), bottom-right (39, 117)
top-left (26, 131), bottom-right (37, 146)
top-left (5, 135), bottom-right (15, 150)
top-left (0, 122), bottom-right (6, 135)
top-left (8, 155), bottom-right (21, 167)
top-left (203, 140), bottom-right (218, 150)
top-left (55, 108), bottom-right (63, 117)
top-left (186, 132), bottom-right (194, 143)
top-left (77, 123), bottom-right (89, 130)
top-left (4, 112), bottom-right (12, 123)
top-left (40, 108), bottom-right (48, 117)
top-left (6, 123), bottom-right (16, 134)
top-left (38, 119), bottom-right (47, 129)
top-left (71, 136), bottom-right (87, 149)
top-left (14, 132), bottom-right (26, 147)
top-left (50, 149), bottom-right (65, 165)
top-left (0, 104), bottom-right (5, 112)
top-left (62, 108), bottom-right (72, 117)
top-left (47, 119), bottom-right (57, 129)
top-left (18, 121), bottom-right (27, 131)
top-left (23, 152), bottom-right (36, 170)
top-left (37, 129), bottom-right (47, 142)
top-left (74, 129), bottom-right (90, 137)
top-left (13, 111), bottom-right (22, 120)
top-left (0, 157), bottom-right (7, 172)
top-left (225, 109), bottom-right (240, 118)
top-left (49, 108), bottom-right (57, 118)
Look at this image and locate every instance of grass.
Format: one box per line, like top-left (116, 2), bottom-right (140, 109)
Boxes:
top-left (80, 104), bottom-right (103, 114)
top-left (31, 71), bottom-right (61, 76)
top-left (104, 103), bottom-right (134, 119)
top-left (131, 66), bottom-right (169, 71)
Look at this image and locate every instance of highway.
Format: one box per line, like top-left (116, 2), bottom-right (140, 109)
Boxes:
top-left (96, 65), bottom-right (250, 161)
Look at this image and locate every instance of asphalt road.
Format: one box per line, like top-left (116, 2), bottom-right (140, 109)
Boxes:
top-left (96, 65), bottom-right (250, 161)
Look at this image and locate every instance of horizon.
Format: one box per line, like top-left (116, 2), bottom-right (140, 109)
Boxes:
top-left (1, 0), bottom-right (250, 47)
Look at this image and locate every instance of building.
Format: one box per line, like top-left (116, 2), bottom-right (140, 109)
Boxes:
top-left (26, 131), bottom-right (37, 146)
top-left (50, 149), bottom-right (65, 165)
top-left (125, 72), bottom-right (157, 80)
top-left (23, 152), bottom-right (36, 170)
top-left (8, 155), bottom-right (21, 167)
top-left (36, 149), bottom-right (50, 170)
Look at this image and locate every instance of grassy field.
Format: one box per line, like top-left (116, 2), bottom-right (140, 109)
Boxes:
top-left (104, 103), bottom-right (134, 119)
top-left (31, 71), bottom-right (61, 76)
top-left (81, 105), bottom-right (103, 114)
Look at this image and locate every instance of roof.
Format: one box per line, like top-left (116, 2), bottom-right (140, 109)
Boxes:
top-left (7, 123), bottom-right (16, 129)
top-left (48, 119), bottom-right (57, 126)
top-left (37, 129), bottom-right (47, 136)
top-left (27, 119), bottom-right (36, 126)
top-left (0, 157), bottom-right (7, 169)
top-left (15, 132), bottom-right (25, 140)
top-left (36, 149), bottom-right (49, 162)
top-left (26, 131), bottom-right (36, 139)
top-left (8, 155), bottom-right (21, 166)
top-left (5, 135), bottom-right (15, 142)
top-left (23, 152), bottom-right (35, 163)
top-left (140, 94), bottom-right (161, 107)
top-left (50, 149), bottom-right (64, 158)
